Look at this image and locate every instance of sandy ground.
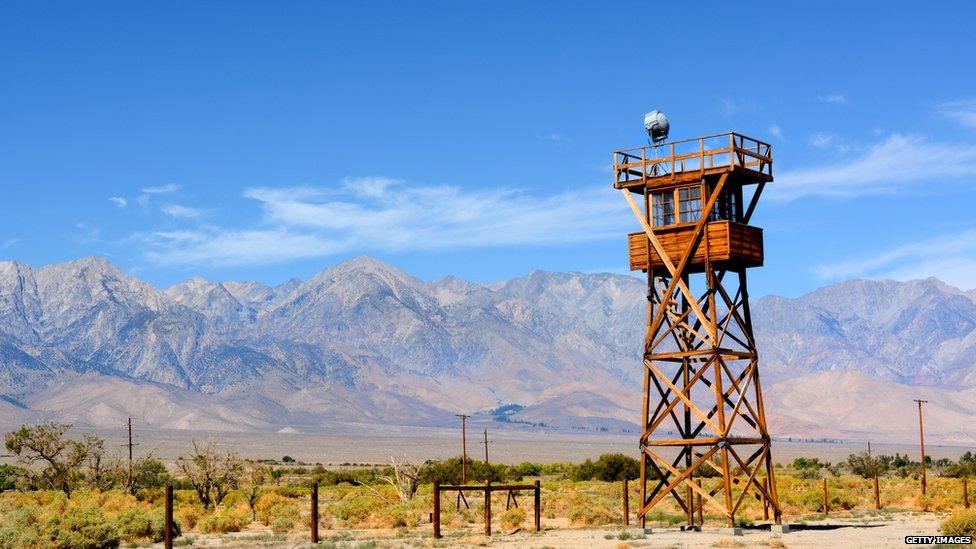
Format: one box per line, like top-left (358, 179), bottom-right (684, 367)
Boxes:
top-left (26, 425), bottom-right (967, 466)
top-left (156, 512), bottom-right (949, 548)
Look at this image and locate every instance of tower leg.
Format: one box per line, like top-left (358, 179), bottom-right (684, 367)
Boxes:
top-left (635, 268), bottom-right (781, 526)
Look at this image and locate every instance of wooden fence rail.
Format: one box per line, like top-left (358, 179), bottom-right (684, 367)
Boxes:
top-left (433, 480), bottom-right (541, 538)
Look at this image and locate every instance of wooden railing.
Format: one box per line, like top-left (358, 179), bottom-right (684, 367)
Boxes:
top-left (613, 132), bottom-right (772, 188)
top-left (433, 480), bottom-right (541, 538)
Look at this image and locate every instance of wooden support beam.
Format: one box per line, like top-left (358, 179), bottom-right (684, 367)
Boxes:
top-left (433, 481), bottom-right (441, 538)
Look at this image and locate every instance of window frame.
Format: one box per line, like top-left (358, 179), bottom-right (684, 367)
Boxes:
top-left (650, 189), bottom-right (675, 227)
top-left (649, 183), bottom-right (705, 227)
top-left (648, 183), bottom-right (744, 228)
top-left (678, 185), bottom-right (702, 224)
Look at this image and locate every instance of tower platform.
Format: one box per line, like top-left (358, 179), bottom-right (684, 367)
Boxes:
top-left (614, 132), bottom-right (772, 193)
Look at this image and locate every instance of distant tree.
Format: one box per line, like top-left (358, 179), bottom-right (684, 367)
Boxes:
top-left (3, 422), bottom-right (112, 494)
top-left (241, 464), bottom-right (268, 520)
top-left (177, 438), bottom-right (244, 509)
top-left (847, 452), bottom-right (887, 479)
top-left (791, 457), bottom-right (825, 479)
top-left (508, 461), bottom-right (541, 480)
top-left (269, 467), bottom-right (283, 485)
top-left (942, 452), bottom-right (976, 478)
top-left (571, 453), bottom-right (640, 482)
top-left (281, 456), bottom-right (295, 463)
top-left (792, 457), bottom-right (822, 470)
top-left (81, 434), bottom-right (124, 491)
top-left (131, 456), bottom-right (172, 491)
top-left (418, 457), bottom-right (506, 484)
top-left (0, 464), bottom-right (23, 491)
top-left (379, 455), bottom-right (420, 502)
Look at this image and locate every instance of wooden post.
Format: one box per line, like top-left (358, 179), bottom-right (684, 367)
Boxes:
top-left (873, 477), bottom-right (881, 510)
top-left (484, 480), bottom-right (492, 536)
top-left (762, 477), bottom-right (770, 520)
top-left (534, 480), bottom-right (541, 532)
top-left (964, 478), bottom-right (970, 509)
top-left (915, 399), bottom-right (928, 496)
top-left (311, 482), bottom-right (319, 544)
top-left (822, 477), bottom-right (829, 514)
top-left (456, 413), bottom-right (469, 483)
top-left (622, 478), bottom-right (629, 525)
top-left (696, 479), bottom-right (703, 525)
top-left (164, 485), bottom-right (173, 549)
top-left (433, 481), bottom-right (441, 538)
top-left (127, 417), bottom-right (133, 493)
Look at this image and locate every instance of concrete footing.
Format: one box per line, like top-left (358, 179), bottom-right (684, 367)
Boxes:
top-left (770, 524), bottom-right (791, 534)
top-left (719, 527), bottom-right (743, 536)
top-left (680, 525), bottom-right (702, 532)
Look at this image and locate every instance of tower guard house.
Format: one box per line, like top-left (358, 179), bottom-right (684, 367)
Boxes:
top-left (614, 128), bottom-right (782, 528)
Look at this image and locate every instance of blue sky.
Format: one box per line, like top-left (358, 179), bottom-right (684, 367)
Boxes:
top-left (1, 2), bottom-right (975, 297)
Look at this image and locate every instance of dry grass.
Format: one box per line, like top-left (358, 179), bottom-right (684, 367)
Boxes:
top-left (0, 471), bottom-right (969, 547)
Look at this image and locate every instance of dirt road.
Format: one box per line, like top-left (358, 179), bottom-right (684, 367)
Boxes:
top-left (166, 511), bottom-right (948, 548)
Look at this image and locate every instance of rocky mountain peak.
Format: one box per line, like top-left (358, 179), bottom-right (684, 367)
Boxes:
top-left (34, 256), bottom-right (169, 314)
top-left (0, 255), bottom-right (972, 441)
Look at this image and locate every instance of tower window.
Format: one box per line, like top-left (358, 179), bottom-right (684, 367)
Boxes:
top-left (651, 191), bottom-right (674, 226)
top-left (679, 186), bottom-right (702, 223)
top-left (709, 188), bottom-right (740, 222)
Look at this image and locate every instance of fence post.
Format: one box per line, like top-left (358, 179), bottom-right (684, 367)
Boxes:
top-left (484, 480), bottom-right (492, 536)
top-left (965, 479), bottom-right (970, 509)
top-left (697, 479), bottom-right (703, 525)
top-left (534, 480), bottom-right (541, 531)
top-left (311, 482), bottom-right (319, 544)
top-left (873, 477), bottom-right (881, 510)
top-left (433, 481), bottom-right (441, 538)
top-left (164, 485), bottom-right (173, 549)
top-left (822, 477), bottom-right (829, 514)
top-left (623, 478), bottom-right (629, 525)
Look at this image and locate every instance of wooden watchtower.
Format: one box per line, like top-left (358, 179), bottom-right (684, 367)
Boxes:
top-left (614, 132), bottom-right (782, 527)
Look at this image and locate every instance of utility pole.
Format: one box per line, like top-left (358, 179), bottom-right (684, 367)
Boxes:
top-left (483, 428), bottom-right (492, 466)
top-left (914, 399), bottom-right (928, 496)
top-left (121, 417), bottom-right (139, 493)
top-left (456, 413), bottom-right (469, 483)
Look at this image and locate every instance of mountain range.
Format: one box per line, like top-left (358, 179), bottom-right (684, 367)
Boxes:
top-left (0, 256), bottom-right (973, 444)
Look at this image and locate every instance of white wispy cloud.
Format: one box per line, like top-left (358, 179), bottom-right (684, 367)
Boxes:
top-left (768, 124), bottom-right (784, 140)
top-left (716, 96), bottom-right (738, 116)
top-left (938, 98), bottom-right (976, 129)
top-left (161, 204), bottom-right (205, 218)
top-left (814, 229), bottom-right (976, 290)
top-left (818, 94), bottom-right (850, 106)
top-left (139, 178), bottom-right (631, 267)
top-left (142, 229), bottom-right (348, 266)
top-left (138, 183), bottom-right (181, 207)
top-left (809, 132), bottom-right (834, 149)
top-left (774, 134), bottom-right (976, 201)
top-left (108, 196), bottom-right (128, 208)
top-left (141, 184), bottom-right (181, 194)
top-left (538, 132), bottom-right (570, 144)
top-left (72, 222), bottom-right (102, 244)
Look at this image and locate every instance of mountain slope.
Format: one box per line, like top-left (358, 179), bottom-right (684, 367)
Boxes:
top-left (0, 255), bottom-right (972, 443)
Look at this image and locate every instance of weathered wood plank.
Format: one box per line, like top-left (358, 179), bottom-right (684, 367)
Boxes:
top-left (628, 222), bottom-right (762, 271)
